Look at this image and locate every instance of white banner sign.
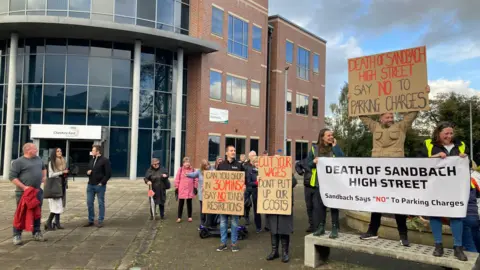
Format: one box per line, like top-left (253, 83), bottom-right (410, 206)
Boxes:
top-left (209, 108), bottom-right (228, 124)
top-left (317, 157), bottom-right (471, 218)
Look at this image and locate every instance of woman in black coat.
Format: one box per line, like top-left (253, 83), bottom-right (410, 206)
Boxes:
top-left (145, 158), bottom-right (170, 219)
top-left (261, 170), bottom-right (297, 263)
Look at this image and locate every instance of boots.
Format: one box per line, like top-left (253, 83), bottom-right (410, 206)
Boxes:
top-left (313, 223), bottom-right (325, 236)
top-left (433, 243), bottom-right (444, 257)
top-left (266, 234), bottom-right (280, 260)
top-left (329, 223), bottom-right (339, 239)
top-left (54, 214), bottom-right (64, 229)
top-left (453, 246), bottom-right (468, 261)
top-left (280, 234), bottom-right (290, 263)
top-left (44, 213), bottom-right (55, 231)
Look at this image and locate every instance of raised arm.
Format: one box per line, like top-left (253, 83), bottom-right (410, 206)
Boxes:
top-left (186, 169), bottom-right (200, 179)
top-left (359, 116), bottom-right (377, 132)
top-left (399, 111), bottom-right (419, 131)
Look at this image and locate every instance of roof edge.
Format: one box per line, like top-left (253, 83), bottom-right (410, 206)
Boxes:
top-left (268, 15), bottom-right (327, 44)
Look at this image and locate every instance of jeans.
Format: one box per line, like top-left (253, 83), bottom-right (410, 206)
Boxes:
top-left (244, 189), bottom-right (261, 230)
top-left (305, 186), bottom-right (322, 229)
top-left (430, 217), bottom-right (463, 247)
top-left (13, 188), bottom-right (43, 236)
top-left (87, 184), bottom-right (106, 223)
top-left (463, 215), bottom-right (480, 252)
top-left (368, 212), bottom-right (408, 238)
top-left (220, 215), bottom-right (239, 245)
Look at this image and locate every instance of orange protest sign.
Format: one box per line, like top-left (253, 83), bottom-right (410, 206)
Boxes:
top-left (202, 171), bottom-right (245, 216)
top-left (348, 46), bottom-right (429, 116)
top-left (257, 156), bottom-right (293, 215)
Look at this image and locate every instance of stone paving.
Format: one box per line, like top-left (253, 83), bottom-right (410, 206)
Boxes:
top-left (0, 179), bottom-right (154, 270)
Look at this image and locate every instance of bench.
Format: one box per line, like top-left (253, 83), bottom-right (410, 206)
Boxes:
top-left (305, 232), bottom-right (479, 270)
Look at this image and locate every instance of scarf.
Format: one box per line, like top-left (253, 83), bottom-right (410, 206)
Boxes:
top-left (54, 156), bottom-right (66, 172)
top-left (317, 144), bottom-right (333, 157)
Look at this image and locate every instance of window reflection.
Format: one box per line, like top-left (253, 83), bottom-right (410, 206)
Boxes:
top-left (111, 88), bottom-right (131, 127)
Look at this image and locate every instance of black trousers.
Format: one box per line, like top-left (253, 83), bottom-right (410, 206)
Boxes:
top-left (199, 201), bottom-right (207, 225)
top-left (319, 192), bottom-right (339, 225)
top-left (244, 189), bottom-right (262, 230)
top-left (368, 212), bottom-right (408, 236)
top-left (149, 204), bottom-right (165, 218)
top-left (304, 186), bottom-right (322, 229)
top-left (178, 199), bottom-right (192, 219)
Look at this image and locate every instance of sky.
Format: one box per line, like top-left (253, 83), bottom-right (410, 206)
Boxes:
top-left (269, 0), bottom-right (480, 115)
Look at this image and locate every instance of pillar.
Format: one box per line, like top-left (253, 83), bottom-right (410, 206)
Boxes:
top-left (3, 33), bottom-right (18, 180)
top-left (174, 48), bottom-right (184, 173)
top-left (129, 40), bottom-right (141, 180)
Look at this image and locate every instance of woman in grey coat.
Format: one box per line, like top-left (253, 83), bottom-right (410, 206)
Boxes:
top-left (262, 171), bottom-right (297, 263)
top-left (145, 158), bottom-right (170, 219)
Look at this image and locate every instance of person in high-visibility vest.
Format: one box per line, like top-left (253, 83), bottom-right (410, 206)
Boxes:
top-left (307, 128), bottom-right (345, 239)
top-left (418, 121), bottom-right (471, 261)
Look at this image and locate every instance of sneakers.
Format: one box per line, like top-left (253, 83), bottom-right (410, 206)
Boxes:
top-left (231, 245), bottom-right (240, 252)
top-left (360, 232), bottom-right (378, 240)
top-left (256, 228), bottom-right (262, 233)
top-left (400, 238), bottom-right (410, 247)
top-left (33, 232), bottom-right (45, 242)
top-left (433, 243), bottom-right (444, 257)
top-left (216, 244), bottom-right (228, 251)
top-left (13, 235), bottom-right (22, 245)
top-left (454, 246), bottom-right (468, 261)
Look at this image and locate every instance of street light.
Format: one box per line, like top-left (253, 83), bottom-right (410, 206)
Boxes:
top-left (284, 66), bottom-right (289, 156)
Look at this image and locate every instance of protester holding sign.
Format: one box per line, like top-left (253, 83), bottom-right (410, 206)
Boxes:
top-left (261, 171), bottom-right (297, 263)
top-left (215, 145), bottom-right (244, 253)
top-left (354, 85), bottom-right (430, 247)
top-left (308, 129), bottom-right (345, 238)
top-left (417, 121), bottom-right (470, 261)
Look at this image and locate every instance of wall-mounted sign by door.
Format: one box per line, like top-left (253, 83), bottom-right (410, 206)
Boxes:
top-left (209, 108), bottom-right (229, 124)
top-left (30, 124), bottom-right (102, 140)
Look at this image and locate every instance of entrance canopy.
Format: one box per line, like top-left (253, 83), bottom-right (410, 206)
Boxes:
top-left (30, 124), bottom-right (102, 141)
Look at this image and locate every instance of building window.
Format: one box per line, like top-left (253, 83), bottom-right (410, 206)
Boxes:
top-left (252, 25), bottom-right (262, 52)
top-left (228, 15), bottom-right (248, 59)
top-left (297, 47), bottom-right (309, 80)
top-left (286, 141), bottom-right (291, 156)
top-left (312, 98), bottom-right (319, 117)
top-left (250, 138), bottom-right (259, 154)
top-left (313, 54), bottom-right (319, 73)
top-left (210, 70), bottom-right (222, 100)
top-left (286, 40), bottom-right (293, 63)
top-left (208, 135), bottom-right (220, 162)
top-left (286, 91), bottom-right (292, 112)
top-left (295, 141), bottom-right (308, 161)
top-left (296, 93), bottom-right (309, 115)
top-left (250, 81), bottom-right (260, 107)
top-left (226, 75), bottom-right (247, 104)
top-left (225, 137), bottom-right (246, 160)
top-left (211, 6), bottom-right (223, 36)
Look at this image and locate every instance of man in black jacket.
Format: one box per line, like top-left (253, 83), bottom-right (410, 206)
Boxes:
top-left (216, 145), bottom-right (244, 253)
top-left (84, 145), bottom-right (111, 228)
top-left (295, 158), bottom-right (320, 233)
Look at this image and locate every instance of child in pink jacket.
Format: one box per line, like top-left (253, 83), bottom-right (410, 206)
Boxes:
top-left (175, 157), bottom-right (197, 223)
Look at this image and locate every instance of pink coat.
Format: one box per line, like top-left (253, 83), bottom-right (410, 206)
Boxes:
top-left (174, 166), bottom-right (198, 199)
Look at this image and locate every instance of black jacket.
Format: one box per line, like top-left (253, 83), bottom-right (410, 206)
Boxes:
top-left (295, 159), bottom-right (312, 187)
top-left (417, 139), bottom-right (471, 167)
top-left (88, 155), bottom-right (112, 186)
top-left (217, 158), bottom-right (244, 171)
top-left (245, 167), bottom-right (258, 190)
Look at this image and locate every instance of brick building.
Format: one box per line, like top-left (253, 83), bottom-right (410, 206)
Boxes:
top-left (0, 0), bottom-right (325, 180)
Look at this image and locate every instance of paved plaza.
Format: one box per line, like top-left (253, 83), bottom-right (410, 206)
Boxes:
top-left (0, 179), bottom-right (153, 270)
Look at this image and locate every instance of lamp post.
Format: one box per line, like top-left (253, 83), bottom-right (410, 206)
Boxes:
top-left (470, 101), bottom-right (473, 155)
top-left (284, 66), bottom-right (289, 155)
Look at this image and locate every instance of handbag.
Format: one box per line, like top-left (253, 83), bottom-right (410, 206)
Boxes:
top-left (44, 176), bottom-right (63, 199)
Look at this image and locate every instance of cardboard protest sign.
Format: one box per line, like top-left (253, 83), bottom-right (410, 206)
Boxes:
top-left (316, 157), bottom-right (470, 217)
top-left (202, 171), bottom-right (245, 216)
top-left (348, 46), bottom-right (428, 116)
top-left (257, 156), bottom-right (293, 215)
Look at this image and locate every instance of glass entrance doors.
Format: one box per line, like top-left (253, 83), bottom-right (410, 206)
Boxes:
top-left (38, 139), bottom-right (93, 176)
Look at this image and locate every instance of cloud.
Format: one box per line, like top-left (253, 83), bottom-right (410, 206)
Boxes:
top-left (269, 0), bottom-right (480, 113)
top-left (429, 79), bottom-right (480, 98)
